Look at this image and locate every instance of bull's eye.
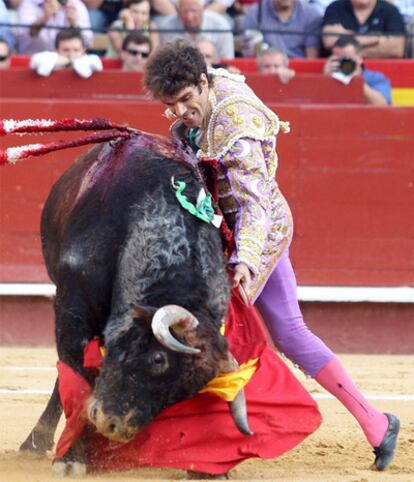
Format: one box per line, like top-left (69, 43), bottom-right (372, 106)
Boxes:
top-left (153, 352), bottom-right (165, 364)
top-left (149, 351), bottom-right (169, 376)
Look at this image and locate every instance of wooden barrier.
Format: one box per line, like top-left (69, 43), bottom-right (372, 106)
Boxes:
top-left (0, 70), bottom-right (364, 104)
top-left (224, 58), bottom-right (414, 105)
top-left (9, 56), bottom-right (414, 87)
top-left (1, 69), bottom-right (413, 348)
top-left (7, 56), bottom-right (414, 105)
top-left (1, 295), bottom-right (413, 352)
top-left (1, 79), bottom-right (413, 287)
top-left (224, 58), bottom-right (414, 87)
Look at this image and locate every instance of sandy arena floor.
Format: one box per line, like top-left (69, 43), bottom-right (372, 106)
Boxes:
top-left (0, 348), bottom-right (413, 482)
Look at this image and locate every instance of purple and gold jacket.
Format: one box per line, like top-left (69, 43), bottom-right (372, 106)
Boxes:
top-left (172, 69), bottom-right (293, 300)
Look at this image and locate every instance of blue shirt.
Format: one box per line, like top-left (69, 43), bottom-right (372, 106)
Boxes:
top-left (363, 68), bottom-right (392, 104)
top-left (242, 0), bottom-right (322, 58)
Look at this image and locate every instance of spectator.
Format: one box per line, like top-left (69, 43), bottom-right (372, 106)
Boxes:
top-left (256, 47), bottom-right (296, 83)
top-left (385, 0), bottom-right (414, 25)
top-left (120, 31), bottom-right (151, 70)
top-left (83, 0), bottom-right (175, 31)
top-left (408, 14), bottom-right (414, 56)
top-left (0, 37), bottom-right (11, 67)
top-left (231, 0), bottom-right (256, 17)
top-left (196, 37), bottom-right (219, 65)
top-left (308, 0), bottom-right (333, 15)
top-left (169, 0), bottom-right (235, 15)
top-left (0, 0), bottom-right (16, 50)
top-left (30, 27), bottom-right (102, 77)
top-left (309, 0), bottom-right (413, 20)
top-left (323, 34), bottom-right (391, 104)
top-left (82, 0), bottom-right (125, 30)
top-left (321, 0), bottom-right (406, 58)
top-left (149, 0), bottom-right (176, 17)
top-left (106, 0), bottom-right (159, 58)
top-left (5, 0), bottom-right (21, 6)
top-left (196, 37), bottom-right (241, 71)
top-left (17, 0), bottom-right (92, 55)
top-left (242, 0), bottom-right (322, 58)
top-left (157, 0), bottom-right (235, 59)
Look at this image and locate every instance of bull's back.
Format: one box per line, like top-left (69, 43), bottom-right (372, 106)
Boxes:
top-left (41, 142), bottom-right (107, 281)
top-left (41, 133), bottom-right (211, 316)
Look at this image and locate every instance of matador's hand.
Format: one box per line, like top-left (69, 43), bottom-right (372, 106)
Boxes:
top-left (232, 263), bottom-right (253, 293)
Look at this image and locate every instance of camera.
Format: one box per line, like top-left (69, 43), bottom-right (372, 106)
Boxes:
top-left (338, 57), bottom-right (357, 76)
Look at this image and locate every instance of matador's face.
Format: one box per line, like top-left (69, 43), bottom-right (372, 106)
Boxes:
top-left (159, 73), bottom-right (210, 129)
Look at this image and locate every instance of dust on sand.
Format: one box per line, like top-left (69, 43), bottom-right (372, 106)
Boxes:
top-left (0, 348), bottom-right (413, 482)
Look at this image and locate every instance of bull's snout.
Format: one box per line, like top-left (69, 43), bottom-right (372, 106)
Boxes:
top-left (87, 398), bottom-right (136, 443)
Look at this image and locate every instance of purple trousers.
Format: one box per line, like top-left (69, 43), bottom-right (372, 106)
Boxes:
top-left (254, 248), bottom-right (334, 377)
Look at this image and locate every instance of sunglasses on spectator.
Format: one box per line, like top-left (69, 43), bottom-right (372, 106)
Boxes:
top-left (125, 48), bottom-right (150, 58)
top-left (0, 54), bottom-right (9, 61)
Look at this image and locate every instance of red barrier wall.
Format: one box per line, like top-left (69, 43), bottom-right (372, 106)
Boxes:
top-left (224, 58), bottom-right (414, 88)
top-left (0, 70), bottom-right (364, 104)
top-left (9, 56), bottom-right (414, 87)
top-left (2, 296), bottom-right (413, 353)
top-left (1, 71), bottom-right (413, 287)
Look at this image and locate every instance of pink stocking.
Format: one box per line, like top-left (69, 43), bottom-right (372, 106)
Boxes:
top-left (315, 357), bottom-right (388, 447)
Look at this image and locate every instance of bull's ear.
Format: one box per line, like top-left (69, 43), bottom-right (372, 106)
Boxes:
top-left (132, 304), bottom-right (157, 331)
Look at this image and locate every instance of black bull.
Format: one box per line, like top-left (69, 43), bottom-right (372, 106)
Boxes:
top-left (20, 131), bottom-right (251, 468)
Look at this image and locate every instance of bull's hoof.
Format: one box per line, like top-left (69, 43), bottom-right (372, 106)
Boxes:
top-left (52, 460), bottom-right (87, 478)
top-left (19, 431), bottom-right (54, 456)
top-left (187, 471), bottom-right (229, 480)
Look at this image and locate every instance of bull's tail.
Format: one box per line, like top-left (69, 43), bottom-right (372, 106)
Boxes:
top-left (0, 118), bottom-right (135, 165)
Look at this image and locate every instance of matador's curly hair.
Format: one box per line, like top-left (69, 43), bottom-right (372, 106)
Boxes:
top-left (143, 39), bottom-right (212, 99)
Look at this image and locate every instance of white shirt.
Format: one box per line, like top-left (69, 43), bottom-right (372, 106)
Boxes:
top-left (30, 51), bottom-right (103, 78)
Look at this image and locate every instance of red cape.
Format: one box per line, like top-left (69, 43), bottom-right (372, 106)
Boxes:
top-left (55, 289), bottom-right (322, 474)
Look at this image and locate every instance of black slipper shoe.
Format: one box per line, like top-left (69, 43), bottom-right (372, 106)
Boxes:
top-left (373, 413), bottom-right (400, 471)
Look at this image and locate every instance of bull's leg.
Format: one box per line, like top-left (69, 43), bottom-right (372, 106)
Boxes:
top-left (19, 378), bottom-right (62, 455)
top-left (51, 288), bottom-right (99, 475)
top-left (52, 437), bottom-right (87, 478)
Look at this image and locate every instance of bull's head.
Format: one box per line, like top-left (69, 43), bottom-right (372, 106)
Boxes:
top-left (87, 305), bottom-right (251, 443)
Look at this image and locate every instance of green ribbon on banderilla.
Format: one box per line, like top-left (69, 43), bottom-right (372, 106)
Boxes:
top-left (171, 177), bottom-right (223, 228)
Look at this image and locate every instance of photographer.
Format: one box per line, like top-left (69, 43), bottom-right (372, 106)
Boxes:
top-left (323, 35), bottom-right (391, 105)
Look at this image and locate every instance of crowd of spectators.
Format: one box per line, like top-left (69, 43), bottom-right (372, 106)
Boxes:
top-left (106, 0), bottom-right (159, 57)
top-left (0, 0), bottom-right (413, 88)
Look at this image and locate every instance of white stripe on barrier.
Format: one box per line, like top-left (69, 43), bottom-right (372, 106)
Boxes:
top-left (0, 389), bottom-right (52, 395)
top-left (0, 366), bottom-right (55, 371)
top-left (297, 286), bottom-right (414, 303)
top-left (0, 283), bottom-right (56, 297)
top-left (1, 283), bottom-right (413, 303)
top-left (311, 393), bottom-right (414, 401)
top-left (0, 388), bottom-right (413, 401)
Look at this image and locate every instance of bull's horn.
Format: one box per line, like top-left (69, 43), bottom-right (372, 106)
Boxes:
top-left (220, 353), bottom-right (253, 436)
top-left (151, 305), bottom-right (201, 355)
top-left (229, 389), bottom-right (253, 436)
